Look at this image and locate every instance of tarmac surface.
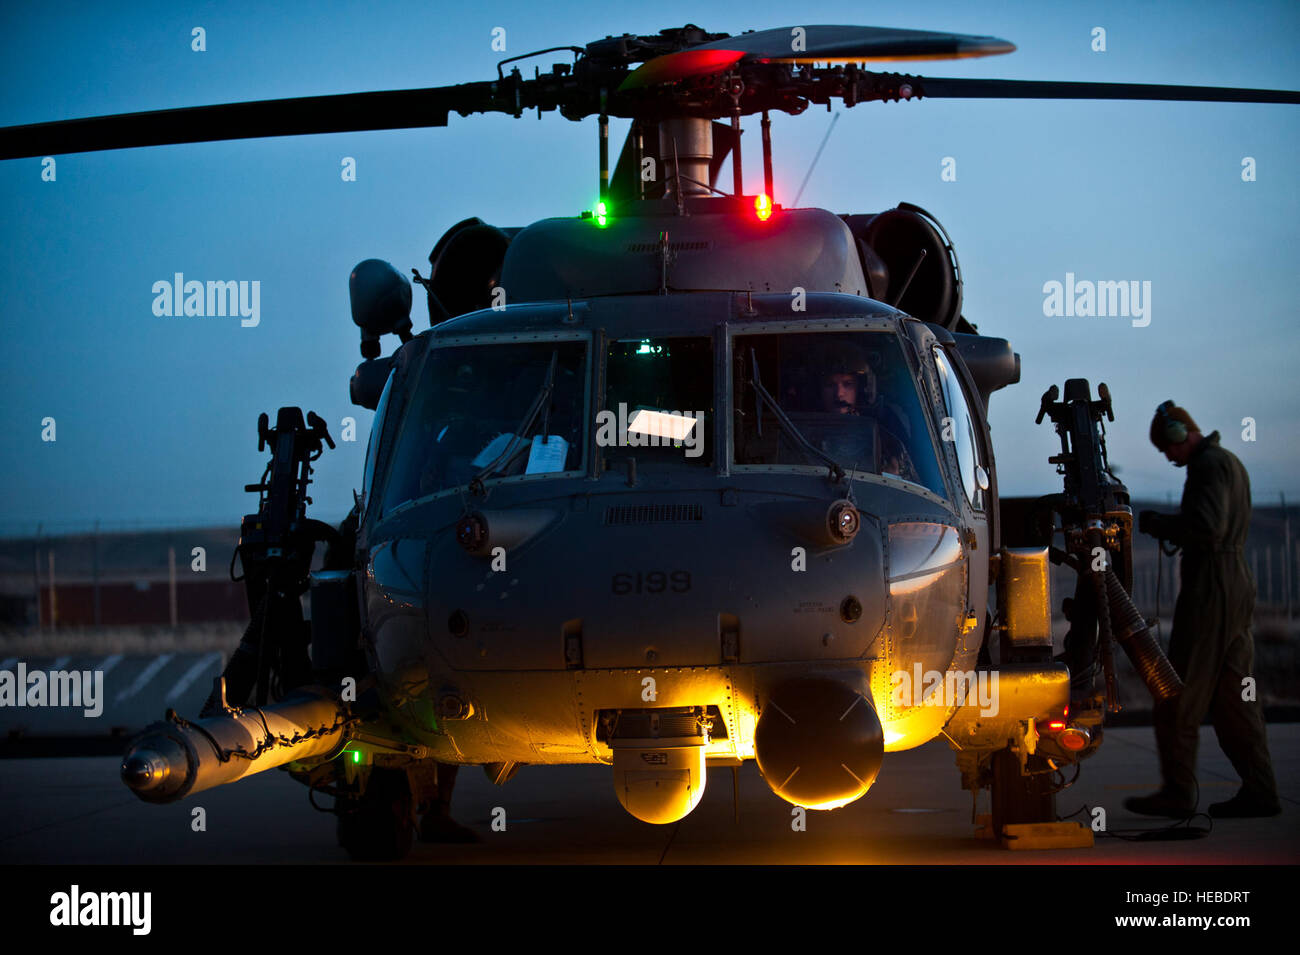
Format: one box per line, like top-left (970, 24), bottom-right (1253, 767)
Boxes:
top-left (0, 652), bottom-right (222, 736)
top-left (2, 723), bottom-right (1295, 864)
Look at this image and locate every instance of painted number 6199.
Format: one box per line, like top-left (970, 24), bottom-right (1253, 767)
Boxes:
top-left (611, 571), bottom-right (691, 595)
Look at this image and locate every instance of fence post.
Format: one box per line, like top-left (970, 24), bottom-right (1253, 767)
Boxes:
top-left (33, 532), bottom-right (41, 629)
top-left (168, 544), bottom-right (178, 628)
top-left (93, 518), bottom-right (102, 628)
top-left (48, 549), bottom-right (56, 629)
top-left (1283, 494), bottom-right (1292, 622)
top-left (1265, 546), bottom-right (1273, 609)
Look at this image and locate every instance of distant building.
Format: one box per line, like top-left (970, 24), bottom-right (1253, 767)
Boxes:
top-left (0, 527), bottom-right (246, 627)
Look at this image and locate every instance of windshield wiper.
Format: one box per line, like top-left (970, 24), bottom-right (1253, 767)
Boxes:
top-left (750, 347), bottom-right (845, 483)
top-left (468, 348), bottom-right (559, 496)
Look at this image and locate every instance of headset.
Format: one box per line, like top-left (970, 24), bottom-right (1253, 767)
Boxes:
top-left (1155, 400), bottom-right (1187, 446)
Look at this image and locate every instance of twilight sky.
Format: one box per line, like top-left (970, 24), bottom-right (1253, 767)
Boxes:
top-left (2, 0), bottom-right (1297, 532)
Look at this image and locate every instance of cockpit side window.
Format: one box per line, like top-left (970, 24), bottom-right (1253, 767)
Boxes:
top-left (378, 340), bottom-right (587, 514)
top-left (932, 345), bottom-right (986, 511)
top-left (733, 331), bottom-right (946, 496)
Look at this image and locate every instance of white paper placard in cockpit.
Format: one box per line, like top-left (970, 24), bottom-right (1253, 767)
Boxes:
top-left (526, 435), bottom-right (568, 474)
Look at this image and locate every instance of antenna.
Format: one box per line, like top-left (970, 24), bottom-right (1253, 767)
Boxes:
top-left (761, 110), bottom-right (774, 202)
top-left (793, 112), bottom-right (840, 207)
top-left (632, 122), bottom-right (644, 200)
top-left (598, 88), bottom-right (609, 205)
top-left (670, 137), bottom-right (684, 216)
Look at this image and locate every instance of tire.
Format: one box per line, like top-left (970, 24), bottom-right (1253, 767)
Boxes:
top-left (337, 767), bottom-right (416, 861)
top-left (990, 748), bottom-right (1055, 838)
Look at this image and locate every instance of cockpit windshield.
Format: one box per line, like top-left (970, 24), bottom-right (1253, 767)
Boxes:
top-left (733, 331), bottom-right (946, 496)
top-left (601, 337), bottom-right (713, 468)
top-left (380, 340), bottom-right (586, 514)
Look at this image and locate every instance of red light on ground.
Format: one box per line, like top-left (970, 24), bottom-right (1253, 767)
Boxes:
top-left (755, 193), bottom-right (772, 221)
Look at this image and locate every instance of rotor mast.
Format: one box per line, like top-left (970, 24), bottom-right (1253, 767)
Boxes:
top-left (648, 106), bottom-right (771, 205)
top-left (658, 117), bottom-right (713, 199)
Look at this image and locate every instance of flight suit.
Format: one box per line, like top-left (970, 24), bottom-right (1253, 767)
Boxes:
top-left (1142, 432), bottom-right (1280, 808)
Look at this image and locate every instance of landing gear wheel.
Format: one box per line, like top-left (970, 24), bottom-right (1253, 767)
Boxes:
top-left (337, 767), bottom-right (416, 861)
top-left (990, 749), bottom-right (1055, 839)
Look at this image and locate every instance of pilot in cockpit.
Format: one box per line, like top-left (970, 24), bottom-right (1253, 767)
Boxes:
top-left (808, 342), bottom-right (914, 481)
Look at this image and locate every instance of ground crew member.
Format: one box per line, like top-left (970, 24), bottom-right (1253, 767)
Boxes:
top-left (419, 763), bottom-right (481, 843)
top-left (1126, 401), bottom-right (1281, 818)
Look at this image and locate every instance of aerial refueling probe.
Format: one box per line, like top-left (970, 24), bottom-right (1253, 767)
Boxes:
top-left (121, 681), bottom-right (352, 803)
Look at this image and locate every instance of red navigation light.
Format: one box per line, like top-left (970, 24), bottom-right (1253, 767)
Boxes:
top-left (1059, 727), bottom-right (1090, 751)
top-left (754, 193), bottom-right (772, 221)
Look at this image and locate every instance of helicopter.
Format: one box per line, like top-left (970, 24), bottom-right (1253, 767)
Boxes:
top-left (3, 23), bottom-right (1297, 861)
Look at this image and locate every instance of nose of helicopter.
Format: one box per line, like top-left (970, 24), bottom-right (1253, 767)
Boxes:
top-left (754, 676), bottom-right (884, 810)
top-left (121, 749), bottom-right (172, 795)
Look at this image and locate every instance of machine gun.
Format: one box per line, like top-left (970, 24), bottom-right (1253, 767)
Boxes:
top-left (210, 407), bottom-right (343, 710)
top-left (123, 408), bottom-right (361, 810)
top-left (1033, 380), bottom-right (1182, 712)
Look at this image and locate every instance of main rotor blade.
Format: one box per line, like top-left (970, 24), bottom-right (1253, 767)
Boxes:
top-left (620, 25), bottom-right (1014, 90)
top-left (0, 83), bottom-right (501, 160)
top-left (693, 25), bottom-right (1015, 62)
top-left (916, 76), bottom-right (1300, 105)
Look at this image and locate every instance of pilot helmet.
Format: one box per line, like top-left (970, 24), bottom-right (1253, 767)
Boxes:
top-left (803, 339), bottom-right (877, 407)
